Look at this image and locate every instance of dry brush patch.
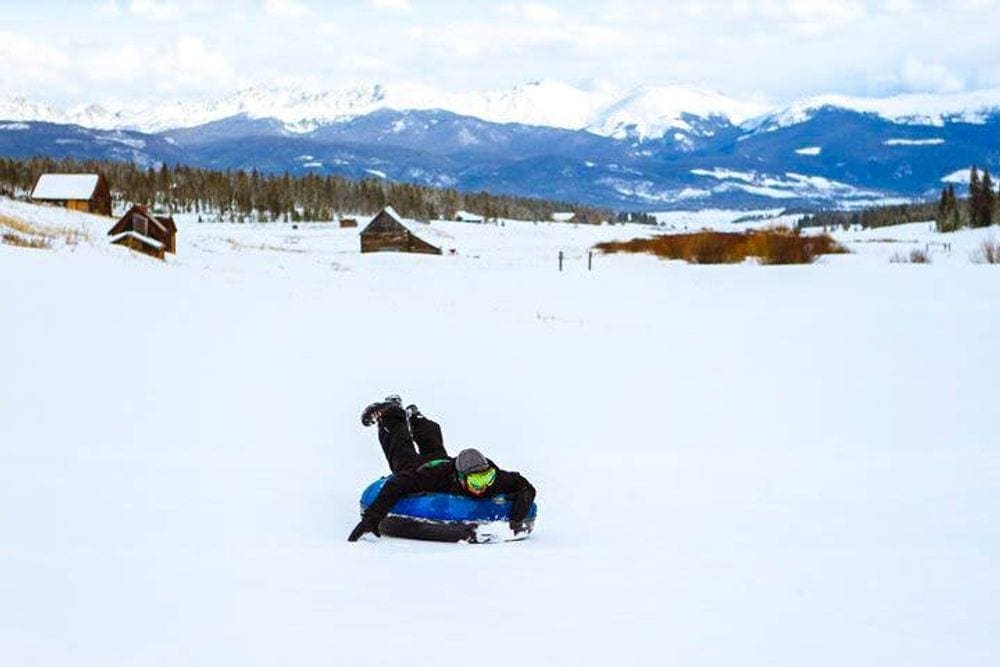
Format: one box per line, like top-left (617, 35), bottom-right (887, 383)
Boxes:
top-left (594, 228), bottom-right (848, 265)
top-left (891, 249), bottom-right (932, 264)
top-left (0, 213), bottom-right (90, 248)
top-left (2, 231), bottom-right (51, 249)
top-left (1, 215), bottom-right (52, 249)
top-left (971, 239), bottom-right (1000, 265)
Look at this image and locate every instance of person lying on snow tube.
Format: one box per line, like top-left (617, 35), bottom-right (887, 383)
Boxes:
top-left (348, 395), bottom-right (537, 542)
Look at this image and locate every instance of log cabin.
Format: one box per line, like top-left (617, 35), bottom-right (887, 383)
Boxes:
top-left (360, 206), bottom-right (455, 255)
top-left (30, 173), bottom-right (112, 217)
top-left (108, 204), bottom-right (177, 260)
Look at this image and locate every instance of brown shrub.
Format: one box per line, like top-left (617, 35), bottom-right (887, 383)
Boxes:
top-left (2, 231), bottom-right (51, 249)
top-left (971, 239), bottom-right (1000, 265)
top-left (595, 229), bottom-right (847, 265)
top-left (1, 213), bottom-right (88, 245)
top-left (890, 249), bottom-right (932, 264)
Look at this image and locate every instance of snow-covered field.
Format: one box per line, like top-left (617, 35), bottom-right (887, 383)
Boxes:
top-left (2, 200), bottom-right (999, 666)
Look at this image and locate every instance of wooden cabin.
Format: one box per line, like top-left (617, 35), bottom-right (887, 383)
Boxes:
top-left (108, 205), bottom-right (177, 260)
top-left (340, 217), bottom-right (358, 228)
top-left (455, 210), bottom-right (485, 223)
top-left (31, 174), bottom-right (112, 217)
top-left (360, 206), bottom-right (455, 255)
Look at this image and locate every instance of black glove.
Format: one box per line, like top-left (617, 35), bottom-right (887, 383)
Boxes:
top-left (348, 516), bottom-right (381, 542)
top-left (509, 520), bottom-right (526, 536)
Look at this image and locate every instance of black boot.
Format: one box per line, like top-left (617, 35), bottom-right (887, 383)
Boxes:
top-left (361, 395), bottom-right (403, 427)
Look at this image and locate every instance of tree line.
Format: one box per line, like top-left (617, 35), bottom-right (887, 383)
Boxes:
top-left (0, 156), bottom-right (612, 224)
top-left (797, 166), bottom-right (998, 233)
top-left (936, 166), bottom-right (995, 232)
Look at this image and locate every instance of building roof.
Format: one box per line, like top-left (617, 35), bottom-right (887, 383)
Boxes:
top-left (31, 174), bottom-right (101, 201)
top-left (371, 206), bottom-right (457, 251)
top-left (552, 211), bottom-right (576, 223)
top-left (455, 210), bottom-right (485, 222)
top-left (109, 230), bottom-right (165, 250)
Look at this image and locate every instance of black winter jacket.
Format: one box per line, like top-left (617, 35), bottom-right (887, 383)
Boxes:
top-left (363, 459), bottom-right (536, 526)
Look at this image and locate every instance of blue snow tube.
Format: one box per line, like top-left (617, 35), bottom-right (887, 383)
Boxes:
top-left (359, 477), bottom-right (537, 543)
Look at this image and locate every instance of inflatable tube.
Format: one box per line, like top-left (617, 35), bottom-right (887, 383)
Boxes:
top-left (359, 477), bottom-right (537, 543)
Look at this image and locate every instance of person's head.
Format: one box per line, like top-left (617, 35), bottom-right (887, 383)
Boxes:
top-left (455, 448), bottom-right (497, 496)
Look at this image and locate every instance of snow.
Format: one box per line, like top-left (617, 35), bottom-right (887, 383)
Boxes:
top-left (109, 230), bottom-right (164, 250)
top-left (885, 138), bottom-right (945, 146)
top-left (455, 210), bottom-right (485, 223)
top-left (4, 84), bottom-right (999, 141)
top-left (752, 88), bottom-right (1000, 131)
top-left (31, 174), bottom-right (100, 201)
top-left (2, 198), bottom-right (1000, 666)
top-left (942, 168), bottom-right (973, 184)
top-left (586, 85), bottom-right (768, 141)
top-left (795, 146), bottom-right (822, 156)
top-left (690, 169), bottom-right (883, 201)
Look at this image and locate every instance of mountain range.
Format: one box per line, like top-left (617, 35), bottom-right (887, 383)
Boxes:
top-left (1, 81), bottom-right (998, 210)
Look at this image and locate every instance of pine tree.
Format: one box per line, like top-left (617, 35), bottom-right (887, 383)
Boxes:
top-left (969, 166), bottom-right (983, 228)
top-left (982, 169), bottom-right (996, 227)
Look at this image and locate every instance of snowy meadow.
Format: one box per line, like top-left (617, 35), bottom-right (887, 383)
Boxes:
top-left (2, 200), bottom-right (998, 666)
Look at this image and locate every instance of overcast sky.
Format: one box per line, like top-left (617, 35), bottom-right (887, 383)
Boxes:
top-left (1, 0), bottom-right (998, 106)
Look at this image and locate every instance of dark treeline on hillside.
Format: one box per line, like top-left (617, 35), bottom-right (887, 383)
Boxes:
top-left (798, 166), bottom-right (998, 233)
top-left (798, 201), bottom-right (940, 231)
top-left (0, 156), bottom-right (611, 224)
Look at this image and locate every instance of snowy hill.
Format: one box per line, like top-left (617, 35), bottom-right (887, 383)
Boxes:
top-left (2, 197), bottom-right (999, 665)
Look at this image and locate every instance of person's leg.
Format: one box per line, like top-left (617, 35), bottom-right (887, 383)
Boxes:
top-left (408, 406), bottom-right (449, 461)
top-left (376, 405), bottom-right (423, 474)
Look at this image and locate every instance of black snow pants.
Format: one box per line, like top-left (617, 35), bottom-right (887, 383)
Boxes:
top-left (377, 406), bottom-right (449, 474)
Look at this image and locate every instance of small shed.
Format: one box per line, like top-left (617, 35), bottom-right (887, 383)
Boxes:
top-left (108, 204), bottom-right (177, 260)
top-left (455, 210), bottom-right (485, 223)
top-left (31, 174), bottom-right (112, 217)
top-left (360, 206), bottom-right (455, 255)
top-left (340, 217), bottom-right (358, 228)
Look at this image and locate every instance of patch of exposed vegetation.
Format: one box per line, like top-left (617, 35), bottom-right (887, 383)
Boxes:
top-left (971, 239), bottom-right (1000, 265)
top-left (595, 228), bottom-right (848, 265)
top-left (890, 249), bottom-right (932, 264)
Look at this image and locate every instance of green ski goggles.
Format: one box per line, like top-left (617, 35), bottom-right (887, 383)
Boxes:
top-left (464, 467), bottom-right (497, 492)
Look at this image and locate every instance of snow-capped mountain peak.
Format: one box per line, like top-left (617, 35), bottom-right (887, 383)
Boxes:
top-left (749, 88), bottom-right (1000, 132)
top-left (3, 82), bottom-right (1000, 143)
top-left (588, 85), bottom-right (770, 140)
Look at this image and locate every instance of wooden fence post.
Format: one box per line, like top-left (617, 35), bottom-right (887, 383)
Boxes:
top-left (559, 251), bottom-right (563, 272)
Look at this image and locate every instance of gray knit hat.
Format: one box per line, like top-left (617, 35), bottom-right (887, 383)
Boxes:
top-left (455, 448), bottom-right (491, 475)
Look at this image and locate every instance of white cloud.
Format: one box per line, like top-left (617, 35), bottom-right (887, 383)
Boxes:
top-left (898, 56), bottom-right (965, 93)
top-left (93, 0), bottom-right (122, 17)
top-left (520, 3), bottom-right (559, 22)
top-left (370, 0), bottom-right (411, 13)
top-left (128, 0), bottom-right (181, 20)
top-left (263, 0), bottom-right (312, 18)
top-left (0, 30), bottom-right (71, 89)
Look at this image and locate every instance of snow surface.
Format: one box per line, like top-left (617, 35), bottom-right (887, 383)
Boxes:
top-left (2, 199), bottom-right (999, 666)
top-left (795, 146), bottom-right (822, 156)
top-left (885, 138), bottom-right (945, 147)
